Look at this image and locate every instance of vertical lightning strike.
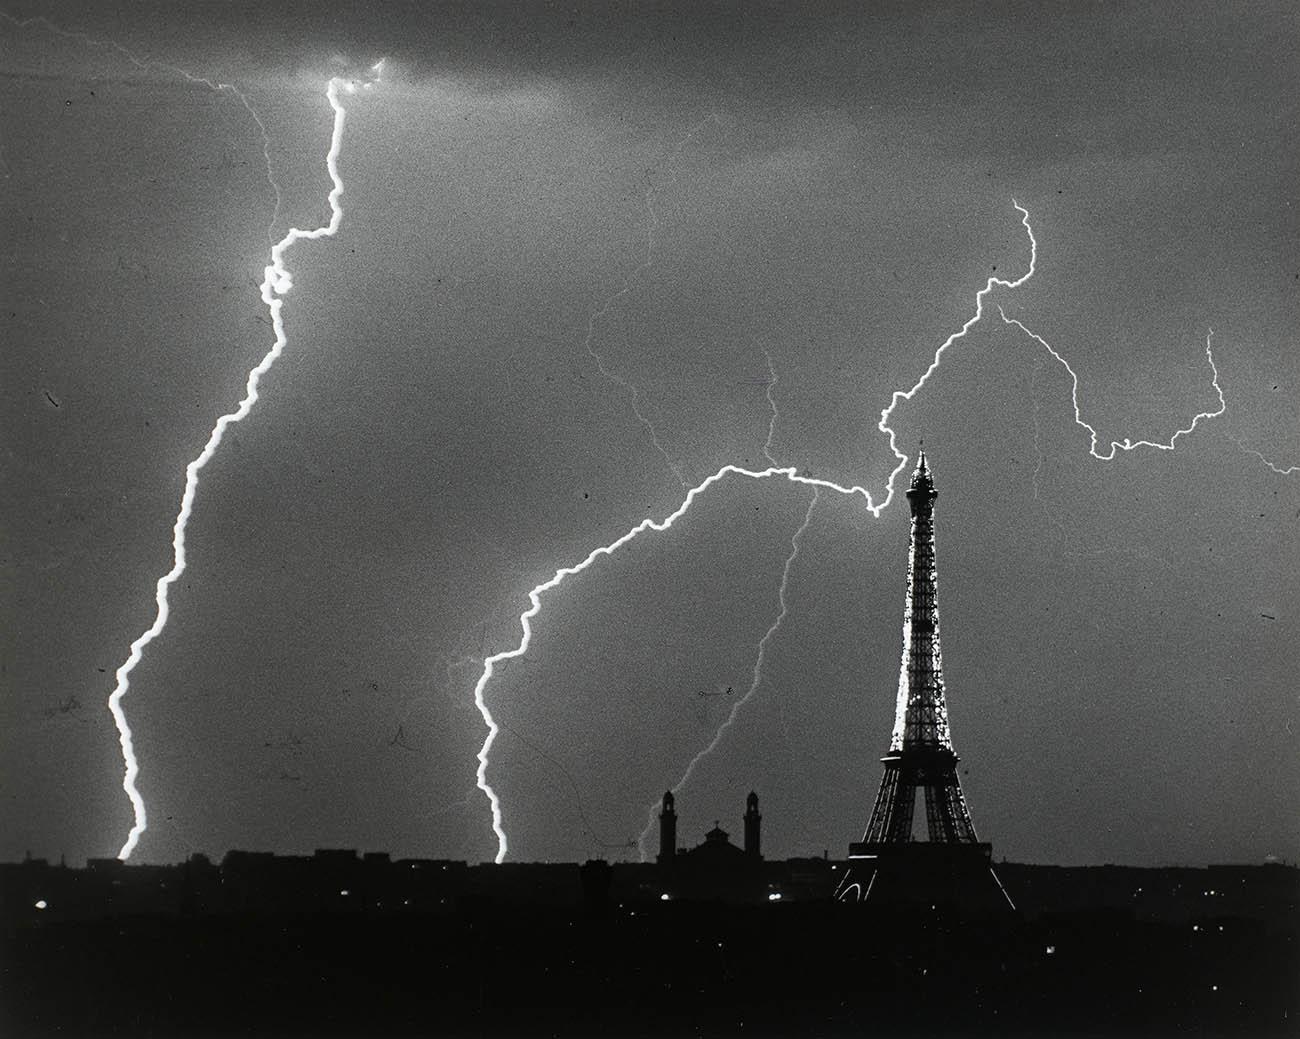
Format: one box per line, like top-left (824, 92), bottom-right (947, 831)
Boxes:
top-left (762, 349), bottom-right (782, 466)
top-left (621, 347), bottom-right (807, 858)
top-left (106, 70), bottom-right (379, 860)
top-left (471, 200), bottom-right (1231, 863)
top-left (636, 485), bottom-right (820, 858)
top-left (582, 113), bottom-right (721, 488)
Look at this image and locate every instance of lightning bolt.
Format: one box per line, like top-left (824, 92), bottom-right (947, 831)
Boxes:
top-left (110, 72), bottom-right (377, 859)
top-left (636, 484), bottom-right (820, 858)
top-left (1227, 436), bottom-right (1299, 476)
top-left (998, 310), bottom-right (1226, 458)
top-left (762, 349), bottom-right (783, 466)
top-left (582, 113), bottom-right (721, 488)
top-left (0, 12), bottom-right (281, 235)
top-left (624, 348), bottom-right (807, 859)
top-left (471, 199), bottom-right (1237, 863)
top-left (8, 18), bottom-right (386, 860)
top-left (1029, 356), bottom-right (1178, 573)
top-left (497, 720), bottom-right (633, 856)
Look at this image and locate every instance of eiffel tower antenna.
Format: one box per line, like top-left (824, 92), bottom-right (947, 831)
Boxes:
top-left (836, 448), bottom-right (1014, 910)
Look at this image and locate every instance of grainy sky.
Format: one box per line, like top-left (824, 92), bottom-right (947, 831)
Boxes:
top-left (2, 1), bottom-right (1296, 867)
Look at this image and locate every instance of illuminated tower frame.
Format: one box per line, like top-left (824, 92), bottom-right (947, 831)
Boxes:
top-left (836, 451), bottom-right (1012, 909)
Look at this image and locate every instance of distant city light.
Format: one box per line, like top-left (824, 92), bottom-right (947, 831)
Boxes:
top-left (767, 892), bottom-right (782, 902)
top-left (34, 899), bottom-right (47, 910)
top-left (339, 889), bottom-right (350, 896)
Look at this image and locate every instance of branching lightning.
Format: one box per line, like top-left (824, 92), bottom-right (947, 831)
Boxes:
top-left (1029, 356), bottom-right (1178, 573)
top-left (622, 348), bottom-right (812, 856)
top-left (582, 113), bottom-right (721, 487)
top-left (9, 13), bottom-right (389, 860)
top-left (13, 12), bottom-right (1251, 864)
top-left (470, 199), bottom-right (1239, 864)
top-left (998, 309), bottom-right (1226, 459)
top-left (762, 349), bottom-right (783, 467)
top-left (1228, 436), bottom-right (1299, 476)
top-left (635, 484), bottom-right (820, 858)
top-left (498, 720), bottom-right (633, 856)
top-left (0, 12), bottom-right (281, 233)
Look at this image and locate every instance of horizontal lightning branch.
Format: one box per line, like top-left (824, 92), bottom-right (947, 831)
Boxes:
top-left (472, 200), bottom-right (1233, 864)
top-left (1227, 436), bottom-right (1299, 476)
top-left (997, 309), bottom-right (1226, 458)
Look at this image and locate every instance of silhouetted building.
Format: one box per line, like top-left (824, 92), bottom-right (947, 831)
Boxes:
top-left (3, 852), bottom-right (1293, 923)
top-left (744, 791), bottom-right (761, 859)
top-left (5, 852), bottom-right (1296, 1038)
top-left (836, 450), bottom-right (1013, 912)
top-left (579, 858), bottom-right (613, 911)
top-left (657, 791), bottom-right (676, 865)
top-left (657, 794), bottom-right (768, 902)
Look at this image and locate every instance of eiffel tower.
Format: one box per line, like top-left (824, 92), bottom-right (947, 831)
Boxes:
top-left (836, 450), bottom-right (1013, 910)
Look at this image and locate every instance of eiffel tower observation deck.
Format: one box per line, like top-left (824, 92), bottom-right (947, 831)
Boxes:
top-left (836, 450), bottom-right (1013, 910)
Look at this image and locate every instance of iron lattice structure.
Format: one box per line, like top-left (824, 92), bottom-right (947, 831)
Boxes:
top-left (836, 451), bottom-right (1012, 909)
top-left (861, 450), bottom-right (979, 846)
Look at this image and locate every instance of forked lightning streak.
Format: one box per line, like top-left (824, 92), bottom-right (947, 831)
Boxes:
top-left (472, 201), bottom-right (1233, 864)
top-left (583, 113), bottom-right (721, 488)
top-left (1228, 437), bottom-right (1299, 476)
top-left (998, 308), bottom-right (1225, 459)
top-left (103, 64), bottom-right (381, 860)
top-left (635, 485), bottom-right (820, 858)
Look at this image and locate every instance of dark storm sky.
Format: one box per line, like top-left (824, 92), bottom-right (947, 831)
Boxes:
top-left (2, 1), bottom-right (1296, 867)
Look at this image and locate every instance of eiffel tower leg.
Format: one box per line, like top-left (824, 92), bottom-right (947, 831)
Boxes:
top-left (923, 782), bottom-right (943, 841)
top-left (862, 761), bottom-right (902, 844)
top-left (946, 778), bottom-right (978, 842)
top-left (928, 769), bottom-right (978, 843)
top-left (884, 777), bottom-right (917, 844)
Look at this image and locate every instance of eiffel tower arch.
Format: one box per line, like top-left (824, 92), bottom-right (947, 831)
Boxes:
top-left (835, 450), bottom-right (1014, 911)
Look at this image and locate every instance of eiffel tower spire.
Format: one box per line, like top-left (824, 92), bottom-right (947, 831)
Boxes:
top-left (836, 450), bottom-right (1012, 910)
top-left (862, 449), bottom-right (978, 844)
top-left (890, 448), bottom-right (953, 753)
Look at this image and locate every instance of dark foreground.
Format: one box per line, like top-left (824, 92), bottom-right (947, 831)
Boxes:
top-left (3, 900), bottom-right (1296, 1039)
